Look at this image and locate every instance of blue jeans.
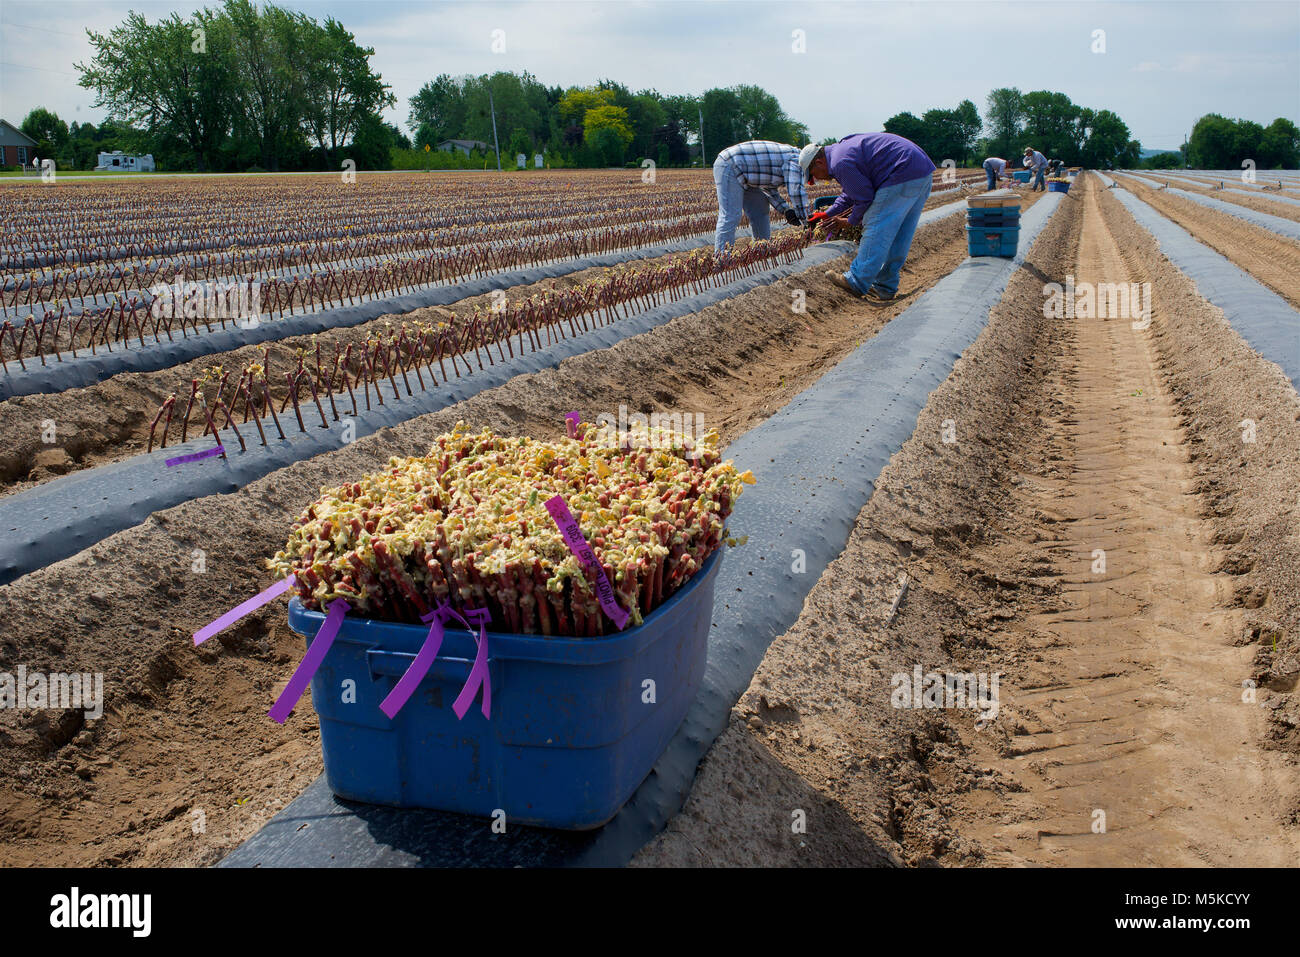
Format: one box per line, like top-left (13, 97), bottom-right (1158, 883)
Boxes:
top-left (1031, 166), bottom-right (1045, 190)
top-left (714, 159), bottom-right (772, 252)
top-left (983, 161), bottom-right (1000, 190)
top-left (844, 174), bottom-right (932, 297)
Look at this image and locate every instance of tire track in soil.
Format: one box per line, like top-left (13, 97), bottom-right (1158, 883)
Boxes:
top-left (956, 174), bottom-right (1300, 865)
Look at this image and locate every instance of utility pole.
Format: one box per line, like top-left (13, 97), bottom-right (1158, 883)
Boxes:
top-left (698, 107), bottom-right (705, 168)
top-left (489, 88), bottom-right (502, 172)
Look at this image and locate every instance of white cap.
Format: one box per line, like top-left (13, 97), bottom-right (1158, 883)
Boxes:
top-left (798, 143), bottom-right (821, 177)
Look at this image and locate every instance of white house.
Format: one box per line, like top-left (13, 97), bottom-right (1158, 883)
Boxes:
top-left (435, 139), bottom-right (490, 157)
top-left (94, 151), bottom-right (156, 172)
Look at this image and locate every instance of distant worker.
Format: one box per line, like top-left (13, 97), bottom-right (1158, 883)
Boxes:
top-left (712, 140), bottom-right (810, 253)
top-left (1023, 147), bottom-right (1049, 191)
top-left (982, 156), bottom-right (1010, 191)
top-left (801, 132), bottom-right (936, 301)
top-left (1047, 158), bottom-right (1065, 177)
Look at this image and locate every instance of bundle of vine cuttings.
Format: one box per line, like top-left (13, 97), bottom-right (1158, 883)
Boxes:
top-left (269, 422), bottom-right (754, 636)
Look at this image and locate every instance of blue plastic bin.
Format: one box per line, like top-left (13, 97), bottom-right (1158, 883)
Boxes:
top-left (966, 209), bottom-right (1021, 227)
top-left (1011, 170), bottom-right (1032, 183)
top-left (287, 548), bottom-right (724, 830)
top-left (1048, 180), bottom-right (1070, 193)
top-left (967, 225), bottom-right (1020, 258)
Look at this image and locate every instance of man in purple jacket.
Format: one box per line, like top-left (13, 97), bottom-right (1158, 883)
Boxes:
top-left (801, 132), bottom-right (936, 301)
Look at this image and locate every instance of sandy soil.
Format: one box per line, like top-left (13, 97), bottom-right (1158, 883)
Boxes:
top-left (0, 202), bottom-right (981, 867)
top-left (0, 190), bottom-right (979, 498)
top-left (950, 175), bottom-right (1300, 865)
top-left (634, 173), bottom-right (1300, 866)
top-left (1114, 174), bottom-right (1300, 309)
top-left (1136, 173), bottom-right (1300, 223)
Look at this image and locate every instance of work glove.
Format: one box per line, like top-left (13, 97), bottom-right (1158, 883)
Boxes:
top-left (785, 209), bottom-right (802, 227)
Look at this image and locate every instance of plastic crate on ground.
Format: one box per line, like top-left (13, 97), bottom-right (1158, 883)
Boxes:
top-left (288, 549), bottom-right (725, 830)
top-left (967, 224), bottom-right (1020, 258)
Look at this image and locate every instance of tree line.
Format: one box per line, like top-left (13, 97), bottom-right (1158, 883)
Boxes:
top-left (404, 72), bottom-right (808, 169)
top-left (17, 1), bottom-right (1295, 173)
top-left (74, 0), bottom-right (394, 172)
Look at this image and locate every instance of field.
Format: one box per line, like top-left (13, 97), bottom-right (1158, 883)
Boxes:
top-left (1, 166), bottom-right (1297, 868)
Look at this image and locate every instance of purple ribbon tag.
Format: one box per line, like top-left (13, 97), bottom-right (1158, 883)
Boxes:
top-left (544, 495), bottom-right (630, 630)
top-left (378, 609), bottom-right (447, 720)
top-left (193, 575), bottom-right (296, 645)
top-left (565, 411), bottom-right (581, 438)
top-left (269, 597), bottom-right (350, 724)
top-left (166, 442), bottom-right (225, 467)
top-left (449, 605), bottom-right (491, 720)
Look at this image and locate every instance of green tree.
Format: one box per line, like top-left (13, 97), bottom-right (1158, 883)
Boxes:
top-left (224, 0), bottom-right (310, 171)
top-left (78, 9), bottom-right (237, 171)
top-left (409, 74), bottom-right (469, 146)
top-left (952, 99), bottom-right (981, 165)
top-left (1079, 109), bottom-right (1134, 168)
top-left (588, 126), bottom-right (625, 166)
top-left (345, 112), bottom-right (394, 170)
top-left (984, 87), bottom-right (1024, 159)
top-left (302, 17), bottom-right (393, 166)
top-left (1232, 120), bottom-right (1265, 166)
top-left (463, 73), bottom-right (541, 152)
top-left (1187, 114), bottom-right (1238, 168)
top-left (1259, 118), bottom-right (1300, 168)
top-left (699, 87), bottom-right (743, 163)
top-left (20, 108), bottom-right (69, 157)
top-left (1020, 90), bottom-right (1080, 162)
top-left (584, 105), bottom-right (633, 152)
top-left (507, 128), bottom-right (532, 164)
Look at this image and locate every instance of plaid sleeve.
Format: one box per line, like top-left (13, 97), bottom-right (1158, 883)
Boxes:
top-left (785, 157), bottom-right (809, 220)
top-left (762, 188), bottom-right (791, 215)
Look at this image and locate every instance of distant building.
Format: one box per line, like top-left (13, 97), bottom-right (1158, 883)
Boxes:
top-left (0, 119), bottom-right (38, 168)
top-left (436, 139), bottom-right (490, 157)
top-left (94, 150), bottom-right (156, 172)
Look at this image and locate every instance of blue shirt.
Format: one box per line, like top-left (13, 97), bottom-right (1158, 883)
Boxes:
top-left (822, 133), bottom-right (936, 225)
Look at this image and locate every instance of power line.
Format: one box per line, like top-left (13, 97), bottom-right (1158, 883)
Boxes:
top-left (1, 20), bottom-right (88, 40)
top-left (0, 60), bottom-right (80, 77)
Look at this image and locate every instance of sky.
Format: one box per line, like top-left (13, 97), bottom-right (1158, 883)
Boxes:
top-left (1, 0), bottom-right (1296, 150)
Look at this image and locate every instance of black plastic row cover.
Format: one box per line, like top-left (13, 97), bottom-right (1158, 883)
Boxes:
top-left (0, 226), bottom-right (768, 401)
top-left (217, 191), bottom-right (1064, 867)
top-left (1, 201), bottom-right (975, 586)
top-left (0, 242), bottom-right (857, 586)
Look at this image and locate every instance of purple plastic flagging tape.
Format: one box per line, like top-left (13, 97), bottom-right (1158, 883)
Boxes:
top-left (378, 609), bottom-right (446, 719)
top-left (379, 604), bottom-right (492, 720)
top-left (193, 575), bottom-right (296, 645)
top-left (268, 597), bottom-right (350, 724)
top-left (166, 443), bottom-right (225, 467)
top-left (565, 411), bottom-right (581, 438)
top-left (544, 495), bottom-right (630, 631)
top-left (451, 606), bottom-right (492, 720)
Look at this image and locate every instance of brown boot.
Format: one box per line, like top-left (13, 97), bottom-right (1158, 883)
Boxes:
top-left (825, 271), bottom-right (860, 295)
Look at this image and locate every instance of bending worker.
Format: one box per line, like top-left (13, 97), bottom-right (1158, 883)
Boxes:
top-left (713, 140), bottom-right (810, 253)
top-left (1023, 146), bottom-right (1049, 191)
top-left (801, 132), bottom-right (936, 301)
top-left (982, 156), bottom-right (1010, 191)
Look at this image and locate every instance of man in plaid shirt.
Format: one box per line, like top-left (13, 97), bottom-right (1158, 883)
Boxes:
top-left (713, 140), bottom-right (810, 252)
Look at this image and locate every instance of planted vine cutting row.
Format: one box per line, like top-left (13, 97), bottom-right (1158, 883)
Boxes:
top-left (144, 229), bottom-right (811, 454)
